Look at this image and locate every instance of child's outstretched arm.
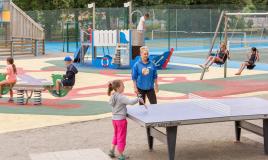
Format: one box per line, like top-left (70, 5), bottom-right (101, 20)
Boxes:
top-left (120, 96), bottom-right (139, 105)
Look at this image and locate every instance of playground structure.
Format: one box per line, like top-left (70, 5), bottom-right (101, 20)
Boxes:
top-left (0, 0), bottom-right (45, 56)
top-left (11, 74), bottom-right (72, 105)
top-left (0, 73), bottom-right (73, 105)
top-left (73, 1), bottom-right (173, 69)
top-left (74, 28), bottom-right (174, 69)
top-left (200, 11), bottom-right (268, 80)
top-left (75, 29), bottom-right (144, 68)
top-left (0, 73), bottom-right (14, 95)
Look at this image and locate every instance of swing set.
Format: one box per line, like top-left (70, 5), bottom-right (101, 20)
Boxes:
top-left (200, 11), bottom-right (268, 80)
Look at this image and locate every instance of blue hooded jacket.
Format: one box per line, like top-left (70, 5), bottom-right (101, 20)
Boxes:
top-left (132, 59), bottom-right (157, 90)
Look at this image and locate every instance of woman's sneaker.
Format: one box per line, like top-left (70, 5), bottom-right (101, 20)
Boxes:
top-left (108, 150), bottom-right (115, 158)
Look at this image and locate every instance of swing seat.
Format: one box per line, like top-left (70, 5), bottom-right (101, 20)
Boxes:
top-left (48, 74), bottom-right (73, 97)
top-left (0, 73), bottom-right (15, 95)
top-left (215, 53), bottom-right (228, 67)
top-left (215, 61), bottom-right (225, 66)
top-left (210, 53), bottom-right (217, 56)
top-left (247, 64), bottom-right (256, 70)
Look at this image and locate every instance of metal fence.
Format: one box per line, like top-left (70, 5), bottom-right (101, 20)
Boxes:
top-left (23, 5), bottom-right (268, 61)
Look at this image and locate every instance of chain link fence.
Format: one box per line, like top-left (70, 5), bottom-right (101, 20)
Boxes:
top-left (22, 5), bottom-right (268, 63)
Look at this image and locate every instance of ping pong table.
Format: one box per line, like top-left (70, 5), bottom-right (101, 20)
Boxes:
top-left (127, 97), bottom-right (268, 160)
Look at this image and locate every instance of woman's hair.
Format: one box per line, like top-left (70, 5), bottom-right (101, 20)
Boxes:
top-left (140, 46), bottom-right (149, 54)
top-left (6, 57), bottom-right (17, 74)
top-left (107, 80), bottom-right (122, 96)
top-left (251, 47), bottom-right (257, 53)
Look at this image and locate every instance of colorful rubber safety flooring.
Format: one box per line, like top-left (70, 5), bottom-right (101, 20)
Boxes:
top-left (0, 54), bottom-right (268, 133)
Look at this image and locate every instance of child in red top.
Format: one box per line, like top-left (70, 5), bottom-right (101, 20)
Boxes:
top-left (0, 57), bottom-right (17, 101)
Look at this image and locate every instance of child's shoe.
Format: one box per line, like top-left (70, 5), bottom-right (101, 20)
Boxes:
top-left (118, 155), bottom-right (126, 160)
top-left (108, 150), bottom-right (115, 158)
top-left (198, 64), bottom-right (205, 68)
top-left (8, 98), bottom-right (14, 103)
top-left (52, 90), bottom-right (59, 96)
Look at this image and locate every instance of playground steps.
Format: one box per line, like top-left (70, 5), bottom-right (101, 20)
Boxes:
top-left (0, 47), bottom-right (11, 55)
top-left (113, 43), bottom-right (129, 66)
top-left (0, 47), bottom-right (35, 56)
top-left (6, 2), bottom-right (45, 56)
top-left (0, 38), bottom-right (44, 56)
top-left (12, 38), bottom-right (44, 56)
top-left (0, 48), bottom-right (10, 52)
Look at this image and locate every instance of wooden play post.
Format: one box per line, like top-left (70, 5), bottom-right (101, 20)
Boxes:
top-left (223, 14), bottom-right (228, 78)
top-left (200, 11), bottom-right (225, 80)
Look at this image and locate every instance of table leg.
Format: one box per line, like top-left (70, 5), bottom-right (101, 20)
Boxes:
top-left (166, 126), bottom-right (178, 160)
top-left (146, 127), bottom-right (154, 151)
top-left (263, 119), bottom-right (268, 154)
top-left (235, 121), bottom-right (241, 141)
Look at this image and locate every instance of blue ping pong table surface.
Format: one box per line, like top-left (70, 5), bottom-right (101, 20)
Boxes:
top-left (127, 97), bottom-right (268, 127)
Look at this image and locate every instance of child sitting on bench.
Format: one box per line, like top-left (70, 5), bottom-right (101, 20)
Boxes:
top-left (54, 56), bottom-right (78, 96)
top-left (235, 47), bottom-right (260, 75)
top-left (0, 57), bottom-right (17, 102)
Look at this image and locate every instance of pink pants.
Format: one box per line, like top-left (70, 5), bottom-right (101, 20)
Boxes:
top-left (112, 119), bottom-right (127, 152)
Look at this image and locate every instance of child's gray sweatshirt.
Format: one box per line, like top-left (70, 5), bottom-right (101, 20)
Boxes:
top-left (109, 92), bottom-right (139, 120)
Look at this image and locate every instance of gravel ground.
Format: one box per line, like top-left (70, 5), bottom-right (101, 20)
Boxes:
top-left (0, 118), bottom-right (268, 160)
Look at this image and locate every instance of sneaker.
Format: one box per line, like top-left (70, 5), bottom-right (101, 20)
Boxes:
top-left (198, 64), bottom-right (205, 68)
top-left (8, 98), bottom-right (14, 103)
top-left (118, 155), bottom-right (126, 160)
top-left (52, 90), bottom-right (59, 96)
top-left (108, 150), bottom-right (115, 158)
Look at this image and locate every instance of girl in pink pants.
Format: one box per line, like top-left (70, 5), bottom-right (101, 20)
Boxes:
top-left (107, 80), bottom-right (143, 160)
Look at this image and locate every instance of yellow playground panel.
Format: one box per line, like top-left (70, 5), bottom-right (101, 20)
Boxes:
top-left (2, 11), bottom-right (10, 22)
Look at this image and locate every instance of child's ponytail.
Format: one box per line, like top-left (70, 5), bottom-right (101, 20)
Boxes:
top-left (12, 64), bottom-right (17, 74)
top-left (107, 80), bottom-right (122, 96)
top-left (7, 57), bottom-right (17, 74)
top-left (107, 82), bottom-right (113, 96)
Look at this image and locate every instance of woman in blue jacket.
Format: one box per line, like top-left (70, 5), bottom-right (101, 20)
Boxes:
top-left (132, 46), bottom-right (159, 104)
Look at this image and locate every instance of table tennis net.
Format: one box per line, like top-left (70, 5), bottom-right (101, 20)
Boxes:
top-left (188, 93), bottom-right (231, 116)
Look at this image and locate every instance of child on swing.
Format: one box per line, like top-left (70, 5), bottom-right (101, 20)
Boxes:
top-left (199, 42), bottom-right (230, 70)
top-left (235, 47), bottom-right (260, 75)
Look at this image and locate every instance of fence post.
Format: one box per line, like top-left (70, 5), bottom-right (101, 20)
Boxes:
top-left (42, 39), bottom-right (45, 55)
top-left (10, 40), bottom-right (13, 57)
top-left (34, 39), bottom-right (38, 56)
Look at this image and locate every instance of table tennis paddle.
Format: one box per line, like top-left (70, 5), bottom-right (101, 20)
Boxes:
top-left (138, 94), bottom-right (148, 109)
